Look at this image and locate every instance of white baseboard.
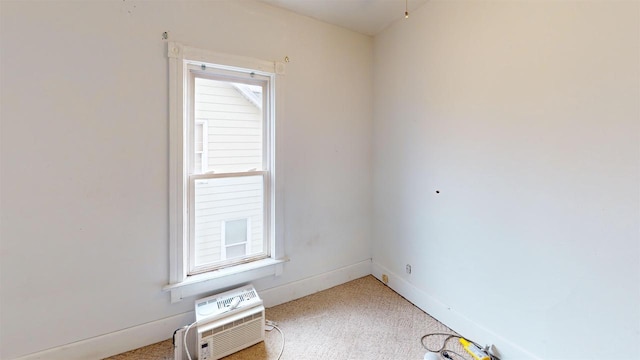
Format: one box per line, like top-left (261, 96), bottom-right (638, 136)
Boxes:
top-left (15, 260), bottom-right (538, 360)
top-left (371, 261), bottom-right (541, 360)
top-left (258, 258), bottom-right (372, 307)
top-left (13, 259), bottom-right (372, 360)
top-left (14, 312), bottom-right (193, 360)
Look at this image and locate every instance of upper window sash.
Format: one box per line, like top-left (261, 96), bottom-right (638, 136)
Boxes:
top-left (187, 67), bottom-right (272, 176)
top-left (190, 170), bottom-right (268, 180)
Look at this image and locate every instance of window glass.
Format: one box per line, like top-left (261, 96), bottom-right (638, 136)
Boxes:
top-left (194, 78), bottom-right (264, 174)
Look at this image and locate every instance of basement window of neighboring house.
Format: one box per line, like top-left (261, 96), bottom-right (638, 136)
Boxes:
top-left (164, 42), bottom-right (287, 302)
top-left (222, 218), bottom-right (250, 259)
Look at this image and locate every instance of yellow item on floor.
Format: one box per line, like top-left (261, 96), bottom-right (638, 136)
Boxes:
top-left (459, 338), bottom-right (490, 360)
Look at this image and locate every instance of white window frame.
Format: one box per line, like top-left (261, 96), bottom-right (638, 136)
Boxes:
top-left (188, 68), bottom-right (270, 275)
top-left (164, 42), bottom-right (287, 302)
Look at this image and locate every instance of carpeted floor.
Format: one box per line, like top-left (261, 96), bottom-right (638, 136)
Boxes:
top-left (105, 275), bottom-right (470, 360)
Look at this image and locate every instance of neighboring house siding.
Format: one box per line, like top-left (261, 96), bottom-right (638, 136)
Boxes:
top-left (194, 80), bottom-right (264, 266)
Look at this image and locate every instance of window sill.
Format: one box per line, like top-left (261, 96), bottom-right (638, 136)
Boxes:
top-left (163, 257), bottom-right (289, 302)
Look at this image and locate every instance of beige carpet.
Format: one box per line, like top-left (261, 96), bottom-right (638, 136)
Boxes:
top-left (106, 275), bottom-right (470, 360)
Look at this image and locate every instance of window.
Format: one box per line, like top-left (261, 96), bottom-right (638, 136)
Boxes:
top-left (166, 43), bottom-right (286, 301)
top-left (189, 69), bottom-right (270, 275)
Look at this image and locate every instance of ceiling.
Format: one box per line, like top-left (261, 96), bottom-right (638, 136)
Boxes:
top-left (259, 0), bottom-right (429, 36)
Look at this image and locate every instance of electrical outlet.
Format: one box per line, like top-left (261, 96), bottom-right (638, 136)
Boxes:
top-left (406, 264), bottom-right (412, 274)
top-left (382, 274), bottom-right (389, 284)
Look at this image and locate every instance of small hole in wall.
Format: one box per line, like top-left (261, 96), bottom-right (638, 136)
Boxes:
top-left (436, 190), bottom-right (440, 194)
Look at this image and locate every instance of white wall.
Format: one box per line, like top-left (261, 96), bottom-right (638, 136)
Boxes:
top-left (4, 1), bottom-right (637, 359)
top-left (0, 1), bottom-right (372, 359)
top-left (373, 1), bottom-right (639, 359)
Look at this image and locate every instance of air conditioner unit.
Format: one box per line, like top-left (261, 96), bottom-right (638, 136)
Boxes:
top-left (174, 284), bottom-right (265, 360)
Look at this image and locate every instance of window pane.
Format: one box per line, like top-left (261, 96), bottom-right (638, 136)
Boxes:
top-left (225, 244), bottom-right (246, 259)
top-left (225, 219), bottom-right (247, 245)
top-left (193, 175), bottom-right (264, 267)
top-left (194, 77), bottom-right (263, 174)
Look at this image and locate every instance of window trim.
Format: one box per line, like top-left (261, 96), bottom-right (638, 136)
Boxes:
top-left (164, 42), bottom-right (287, 302)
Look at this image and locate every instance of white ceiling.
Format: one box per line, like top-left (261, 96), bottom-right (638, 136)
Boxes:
top-left (259, 0), bottom-right (429, 36)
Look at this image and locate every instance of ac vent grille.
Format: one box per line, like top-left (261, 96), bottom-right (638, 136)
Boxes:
top-left (200, 312), bottom-right (263, 338)
top-left (210, 317), bottom-right (264, 359)
top-left (195, 285), bottom-right (262, 324)
top-left (216, 289), bottom-right (258, 309)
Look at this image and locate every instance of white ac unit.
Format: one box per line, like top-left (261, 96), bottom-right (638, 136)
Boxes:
top-left (174, 284), bottom-right (265, 360)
